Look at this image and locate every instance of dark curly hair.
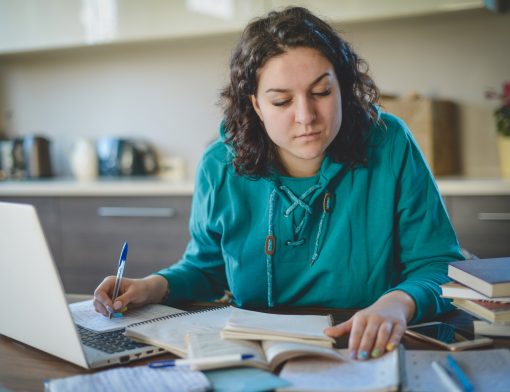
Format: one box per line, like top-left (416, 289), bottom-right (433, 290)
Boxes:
top-left (220, 6), bottom-right (380, 177)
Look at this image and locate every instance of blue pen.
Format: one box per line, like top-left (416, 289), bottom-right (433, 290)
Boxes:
top-left (109, 242), bottom-right (128, 320)
top-left (447, 354), bottom-right (474, 392)
top-left (148, 354), bottom-right (255, 369)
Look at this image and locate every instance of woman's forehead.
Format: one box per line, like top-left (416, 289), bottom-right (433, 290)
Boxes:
top-left (256, 47), bottom-right (336, 90)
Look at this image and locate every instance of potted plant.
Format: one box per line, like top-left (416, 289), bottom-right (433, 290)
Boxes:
top-left (486, 81), bottom-right (510, 178)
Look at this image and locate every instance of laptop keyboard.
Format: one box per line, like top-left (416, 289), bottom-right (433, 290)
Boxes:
top-left (77, 325), bottom-right (148, 354)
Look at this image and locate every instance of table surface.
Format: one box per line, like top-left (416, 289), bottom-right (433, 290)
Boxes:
top-left (1, 298), bottom-right (509, 392)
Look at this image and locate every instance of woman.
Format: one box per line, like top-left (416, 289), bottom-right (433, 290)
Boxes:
top-left (94, 7), bottom-right (463, 360)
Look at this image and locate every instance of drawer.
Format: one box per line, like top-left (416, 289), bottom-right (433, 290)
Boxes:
top-left (449, 196), bottom-right (510, 258)
top-left (59, 196), bottom-right (192, 294)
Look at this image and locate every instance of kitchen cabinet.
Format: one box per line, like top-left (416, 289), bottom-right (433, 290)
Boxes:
top-left (445, 195), bottom-right (510, 258)
top-left (0, 0), bottom-right (484, 55)
top-left (0, 195), bottom-right (192, 294)
top-left (59, 196), bottom-right (191, 293)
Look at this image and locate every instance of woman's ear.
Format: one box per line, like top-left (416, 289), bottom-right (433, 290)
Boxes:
top-left (250, 95), bottom-right (264, 122)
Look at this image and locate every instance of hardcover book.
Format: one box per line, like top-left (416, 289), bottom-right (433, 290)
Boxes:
top-left (473, 320), bottom-right (510, 337)
top-left (447, 257), bottom-right (510, 297)
top-left (452, 298), bottom-right (510, 323)
top-left (440, 282), bottom-right (510, 303)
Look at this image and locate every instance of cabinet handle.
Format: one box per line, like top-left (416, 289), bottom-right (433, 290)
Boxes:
top-left (97, 207), bottom-right (177, 218)
top-left (478, 212), bottom-right (510, 221)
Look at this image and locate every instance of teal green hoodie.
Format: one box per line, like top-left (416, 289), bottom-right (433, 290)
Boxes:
top-left (157, 112), bottom-right (463, 323)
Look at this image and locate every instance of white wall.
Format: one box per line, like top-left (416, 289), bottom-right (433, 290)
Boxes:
top-left (0, 8), bottom-right (509, 178)
top-left (0, 35), bottom-right (237, 177)
top-left (339, 8), bottom-right (510, 177)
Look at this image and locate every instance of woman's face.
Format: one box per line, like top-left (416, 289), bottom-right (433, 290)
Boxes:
top-left (250, 47), bottom-right (342, 177)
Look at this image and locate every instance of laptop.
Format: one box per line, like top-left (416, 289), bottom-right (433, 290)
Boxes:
top-left (0, 201), bottom-right (167, 369)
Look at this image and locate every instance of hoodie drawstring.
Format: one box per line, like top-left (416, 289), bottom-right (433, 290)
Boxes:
top-left (264, 186), bottom-right (333, 307)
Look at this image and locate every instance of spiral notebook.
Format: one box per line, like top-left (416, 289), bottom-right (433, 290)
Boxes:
top-left (125, 306), bottom-right (233, 357)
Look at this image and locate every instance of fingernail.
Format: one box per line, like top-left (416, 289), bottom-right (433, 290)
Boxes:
top-left (386, 343), bottom-right (395, 352)
top-left (358, 351), bottom-right (368, 360)
top-left (349, 351), bottom-right (357, 360)
top-left (113, 301), bottom-right (122, 310)
top-left (371, 348), bottom-right (381, 358)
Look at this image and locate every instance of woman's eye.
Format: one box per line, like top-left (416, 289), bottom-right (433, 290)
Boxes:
top-left (312, 89), bottom-right (331, 97)
top-left (272, 99), bottom-right (291, 107)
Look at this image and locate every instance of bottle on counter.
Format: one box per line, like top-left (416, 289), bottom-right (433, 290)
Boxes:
top-left (70, 138), bottom-right (98, 181)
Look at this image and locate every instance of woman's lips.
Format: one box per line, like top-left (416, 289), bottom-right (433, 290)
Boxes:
top-left (295, 131), bottom-right (321, 140)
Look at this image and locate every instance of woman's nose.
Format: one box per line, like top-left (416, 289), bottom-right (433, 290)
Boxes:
top-left (295, 97), bottom-right (316, 125)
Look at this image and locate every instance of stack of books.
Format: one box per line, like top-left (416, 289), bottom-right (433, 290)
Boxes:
top-left (441, 257), bottom-right (510, 337)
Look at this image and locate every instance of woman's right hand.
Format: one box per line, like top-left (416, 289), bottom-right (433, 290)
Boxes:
top-left (93, 275), bottom-right (169, 317)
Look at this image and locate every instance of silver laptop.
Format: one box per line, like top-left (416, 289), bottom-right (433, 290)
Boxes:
top-left (0, 201), bottom-right (166, 369)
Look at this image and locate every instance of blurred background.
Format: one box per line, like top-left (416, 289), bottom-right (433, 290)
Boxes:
top-left (0, 0), bottom-right (508, 179)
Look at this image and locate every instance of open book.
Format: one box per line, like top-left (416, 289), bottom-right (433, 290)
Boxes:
top-left (186, 331), bottom-right (344, 372)
top-left (125, 307), bottom-right (233, 357)
top-left (125, 306), bottom-right (335, 357)
top-left (278, 348), bottom-right (510, 392)
top-left (221, 307), bottom-right (335, 347)
top-left (278, 346), bottom-right (402, 392)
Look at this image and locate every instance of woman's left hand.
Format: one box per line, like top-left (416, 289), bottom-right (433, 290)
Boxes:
top-left (324, 290), bottom-right (416, 360)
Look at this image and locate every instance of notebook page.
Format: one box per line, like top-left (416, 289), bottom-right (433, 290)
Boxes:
top-left (126, 306), bottom-right (233, 357)
top-left (186, 331), bottom-right (267, 370)
top-left (225, 308), bottom-right (333, 339)
top-left (45, 365), bottom-right (210, 392)
top-left (404, 349), bottom-right (510, 392)
top-left (187, 331), bottom-right (265, 360)
top-left (279, 348), bottom-right (399, 392)
top-left (69, 299), bottom-right (185, 332)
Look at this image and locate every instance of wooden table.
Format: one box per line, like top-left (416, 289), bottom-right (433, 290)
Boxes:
top-left (1, 299), bottom-right (509, 392)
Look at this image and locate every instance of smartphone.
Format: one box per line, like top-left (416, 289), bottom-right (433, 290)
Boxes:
top-left (405, 321), bottom-right (493, 351)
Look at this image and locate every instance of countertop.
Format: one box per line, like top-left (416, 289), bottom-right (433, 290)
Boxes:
top-left (0, 177), bottom-right (509, 196)
top-left (0, 177), bottom-right (195, 196)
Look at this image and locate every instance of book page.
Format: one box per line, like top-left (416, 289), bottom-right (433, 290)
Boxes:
top-left (224, 308), bottom-right (334, 342)
top-left (187, 331), bottom-right (268, 370)
top-left (278, 348), bottom-right (399, 392)
top-left (262, 340), bottom-right (345, 371)
top-left (126, 306), bottom-right (233, 357)
top-left (69, 299), bottom-right (186, 332)
top-left (45, 364), bottom-right (210, 392)
top-left (404, 349), bottom-right (510, 392)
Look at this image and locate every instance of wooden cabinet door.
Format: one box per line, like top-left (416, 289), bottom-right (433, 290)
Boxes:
top-left (59, 196), bottom-right (191, 294)
top-left (449, 196), bottom-right (510, 258)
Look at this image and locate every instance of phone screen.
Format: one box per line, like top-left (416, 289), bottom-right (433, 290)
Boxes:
top-left (408, 323), bottom-right (475, 344)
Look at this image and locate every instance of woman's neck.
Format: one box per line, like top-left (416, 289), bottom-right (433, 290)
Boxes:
top-left (278, 155), bottom-right (323, 178)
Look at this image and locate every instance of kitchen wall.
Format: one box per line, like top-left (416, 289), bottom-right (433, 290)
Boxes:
top-left (0, 7), bottom-right (508, 178)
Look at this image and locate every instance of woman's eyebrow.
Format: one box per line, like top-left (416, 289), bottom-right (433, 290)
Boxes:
top-left (264, 72), bottom-right (331, 94)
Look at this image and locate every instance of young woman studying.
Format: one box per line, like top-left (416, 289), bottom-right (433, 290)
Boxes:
top-left (93, 7), bottom-right (463, 361)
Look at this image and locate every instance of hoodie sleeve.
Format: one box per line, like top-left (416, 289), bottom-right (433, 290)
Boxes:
top-left (383, 115), bottom-right (464, 323)
top-left (154, 148), bottom-right (228, 304)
